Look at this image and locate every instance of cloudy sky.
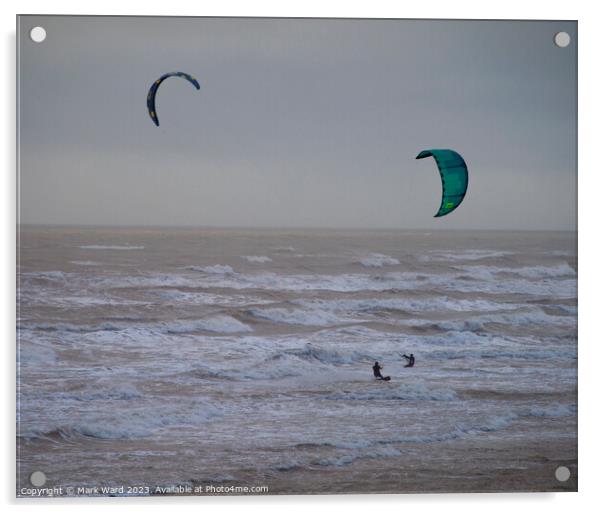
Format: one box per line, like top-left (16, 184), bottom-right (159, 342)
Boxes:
top-left (18, 16), bottom-right (576, 230)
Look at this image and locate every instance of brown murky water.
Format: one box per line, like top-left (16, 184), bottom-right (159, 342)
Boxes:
top-left (17, 226), bottom-right (577, 495)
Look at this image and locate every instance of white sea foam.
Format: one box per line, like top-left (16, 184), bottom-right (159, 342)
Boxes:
top-left (18, 343), bottom-right (57, 365)
top-left (548, 304), bottom-right (577, 315)
top-left (314, 453), bottom-right (360, 467)
top-left (246, 307), bottom-right (358, 327)
top-left (79, 245), bottom-right (144, 250)
top-left (91, 273), bottom-right (194, 289)
top-left (327, 383), bottom-right (457, 402)
top-left (22, 270), bottom-right (71, 282)
top-left (485, 310), bottom-right (577, 327)
top-left (358, 253), bottom-right (400, 268)
top-left (309, 412), bottom-right (522, 468)
top-left (529, 404), bottom-right (576, 418)
top-left (292, 297), bottom-right (522, 315)
top-left (439, 274), bottom-right (576, 297)
top-left (418, 250), bottom-right (513, 262)
top-left (18, 321), bottom-right (123, 333)
top-left (459, 413), bottom-right (520, 433)
top-left (20, 292), bottom-right (149, 308)
top-left (459, 263), bottom-right (576, 280)
top-left (164, 316), bottom-right (252, 334)
top-left (428, 346), bottom-right (575, 361)
top-left (314, 446), bottom-right (402, 467)
top-left (150, 289), bottom-right (273, 307)
top-left (308, 411), bottom-right (526, 459)
top-left (22, 400), bottom-right (223, 440)
top-left (283, 344), bottom-right (369, 365)
top-left (20, 315), bottom-right (253, 336)
top-left (403, 308), bottom-right (576, 332)
top-left (55, 382), bottom-right (143, 402)
top-left (185, 264), bottom-right (235, 274)
top-left (70, 260), bottom-right (101, 266)
top-left (57, 265), bottom-right (576, 298)
top-left (59, 295), bottom-right (148, 307)
top-left (241, 255), bottom-right (272, 263)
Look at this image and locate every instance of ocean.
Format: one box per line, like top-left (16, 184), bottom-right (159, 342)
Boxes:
top-left (16, 226), bottom-right (577, 495)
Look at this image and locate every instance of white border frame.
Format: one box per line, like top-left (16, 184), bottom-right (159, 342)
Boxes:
top-left (4, 2), bottom-right (600, 512)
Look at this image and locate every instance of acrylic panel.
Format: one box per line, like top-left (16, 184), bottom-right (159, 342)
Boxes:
top-left (17, 16), bottom-right (577, 497)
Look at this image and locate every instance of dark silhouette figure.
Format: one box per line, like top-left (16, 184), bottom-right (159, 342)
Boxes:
top-left (373, 361), bottom-right (384, 378)
top-left (403, 354), bottom-right (415, 368)
top-left (372, 361), bottom-right (391, 381)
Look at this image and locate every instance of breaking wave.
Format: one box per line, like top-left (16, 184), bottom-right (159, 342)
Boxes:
top-left (246, 307), bottom-right (358, 327)
top-left (241, 255), bottom-right (272, 263)
top-left (358, 253), bottom-right (400, 268)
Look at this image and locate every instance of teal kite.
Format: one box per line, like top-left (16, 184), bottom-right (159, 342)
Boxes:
top-left (416, 149), bottom-right (468, 217)
top-left (147, 72), bottom-right (200, 127)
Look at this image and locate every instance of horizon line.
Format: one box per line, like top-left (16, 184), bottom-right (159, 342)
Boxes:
top-left (17, 222), bottom-right (577, 233)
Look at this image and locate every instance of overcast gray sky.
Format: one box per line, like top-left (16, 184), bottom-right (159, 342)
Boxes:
top-left (18, 16), bottom-right (576, 230)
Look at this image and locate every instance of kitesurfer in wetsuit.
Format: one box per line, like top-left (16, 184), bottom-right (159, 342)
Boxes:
top-left (403, 354), bottom-right (415, 367)
top-left (373, 361), bottom-right (385, 379)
